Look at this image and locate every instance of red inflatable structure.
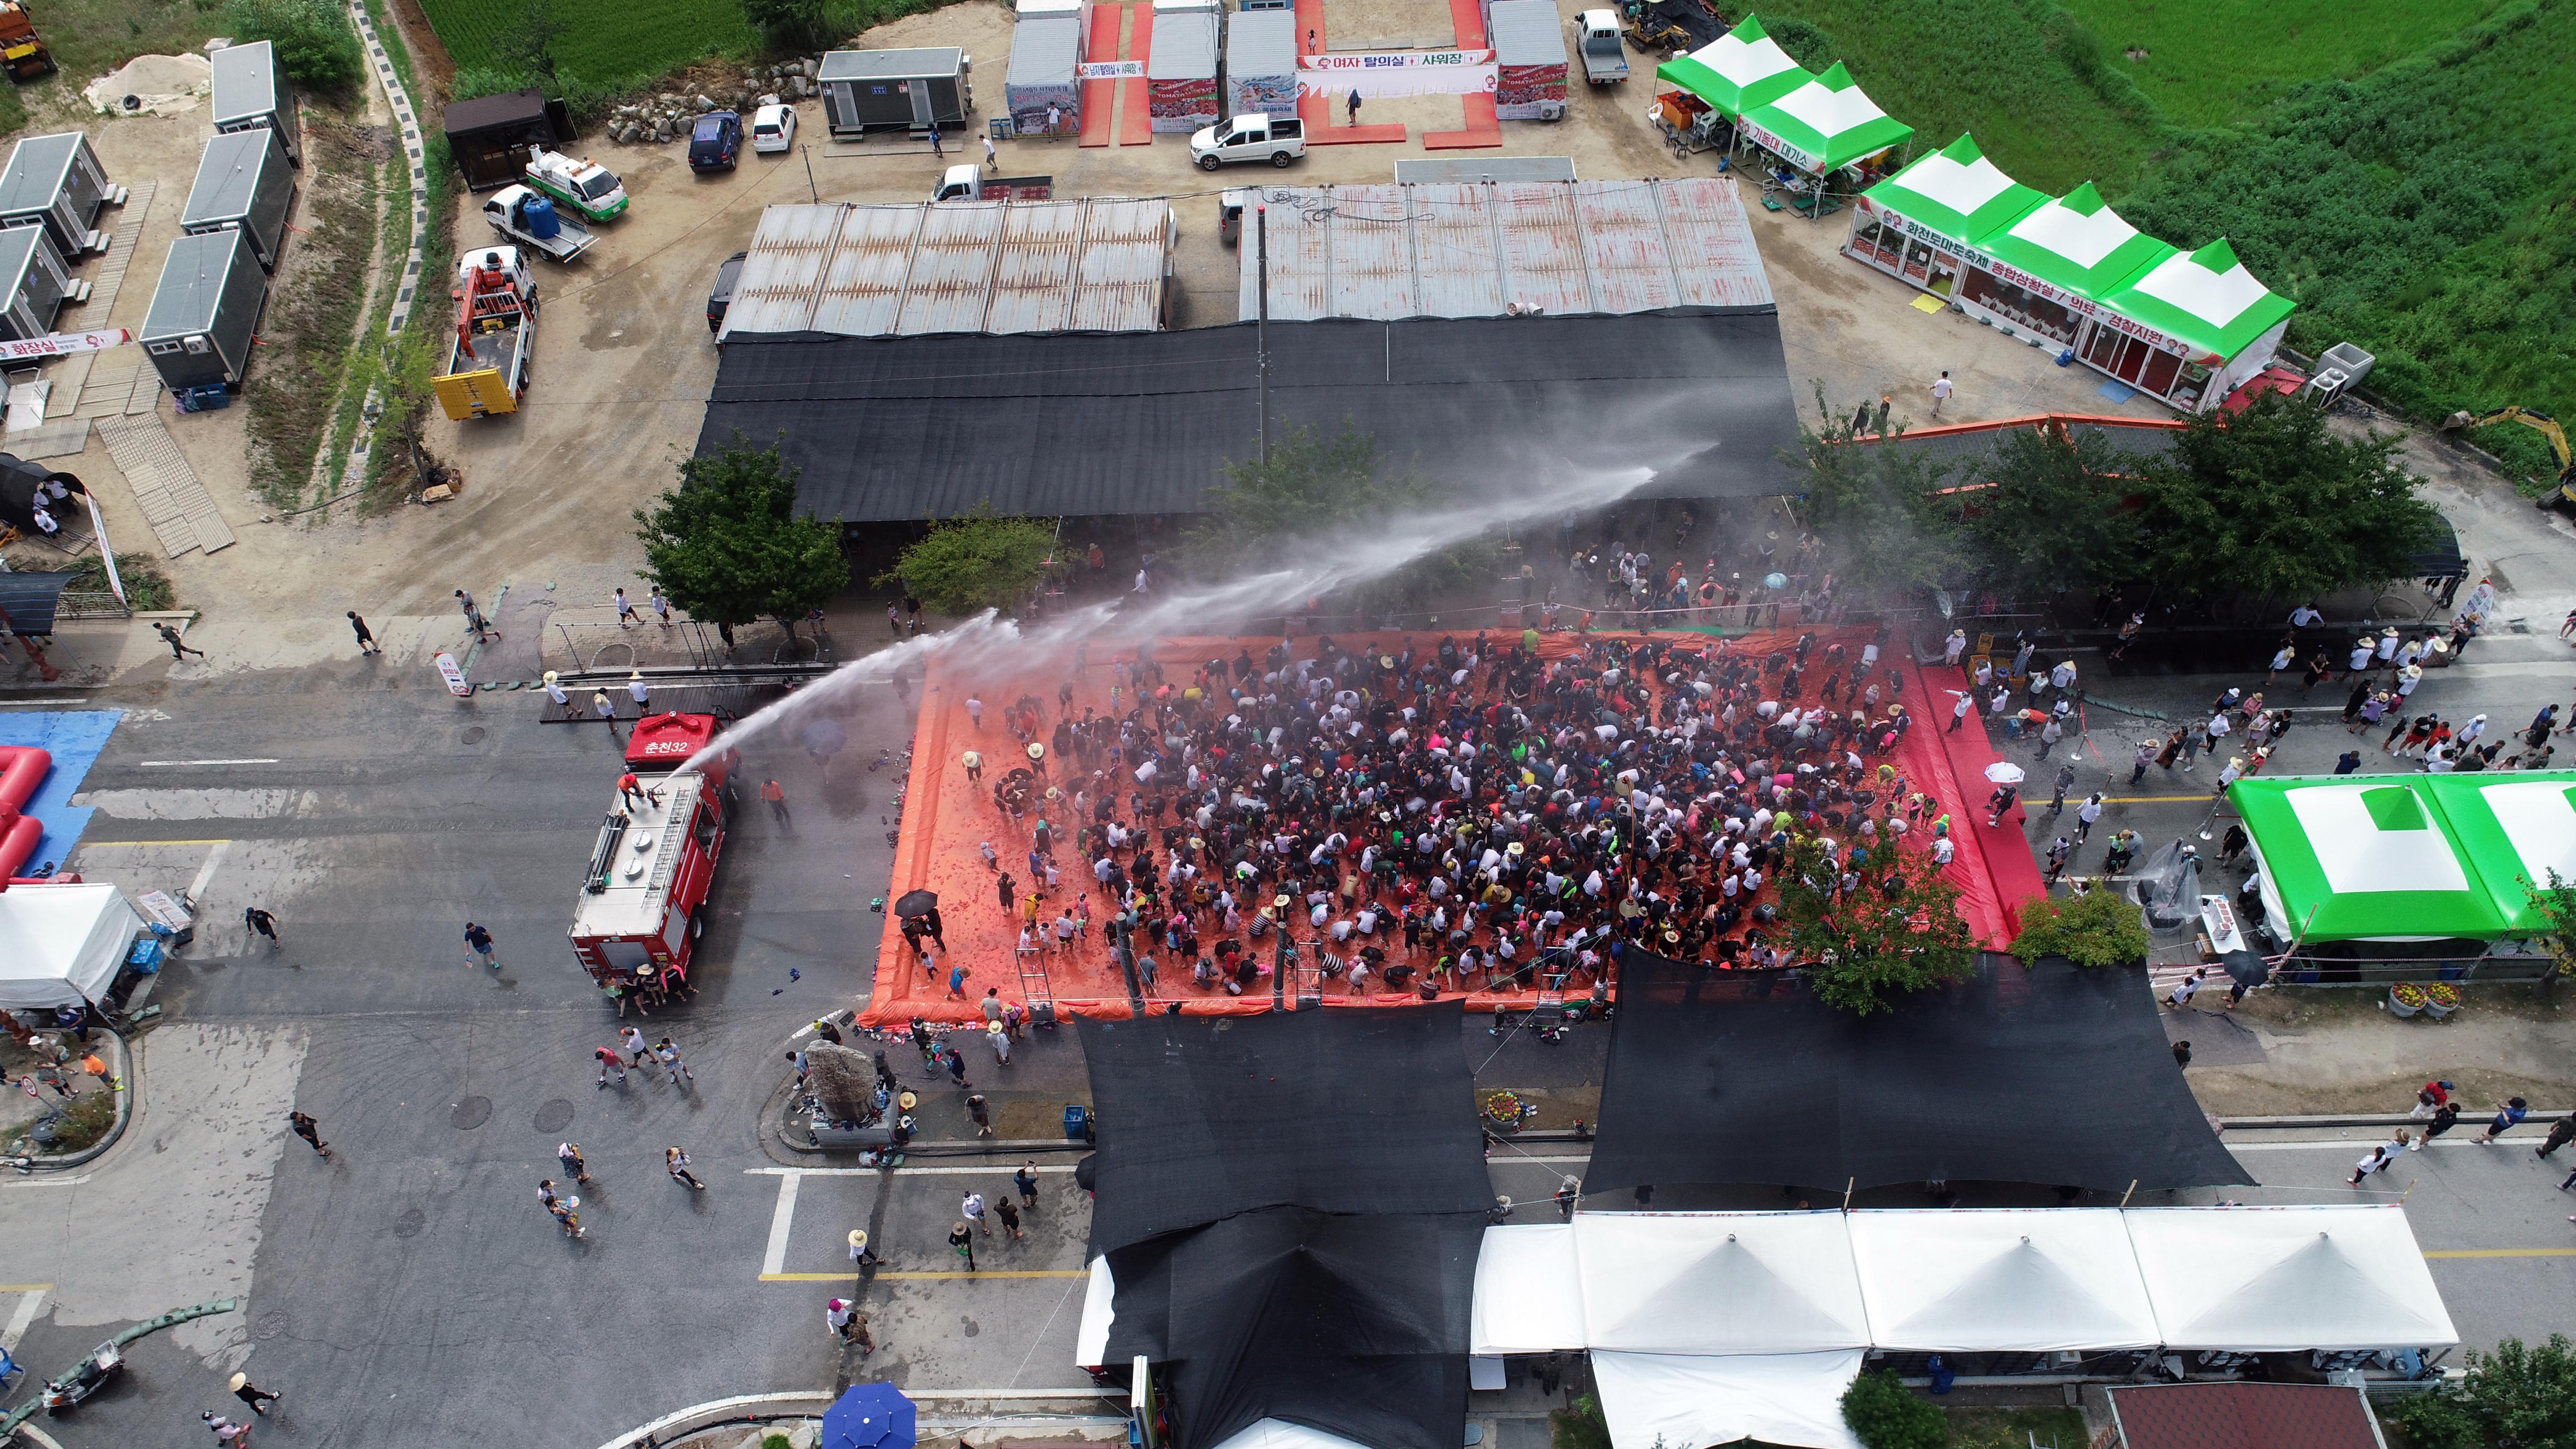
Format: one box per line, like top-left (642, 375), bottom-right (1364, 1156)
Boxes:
top-left (0, 742), bottom-right (52, 886)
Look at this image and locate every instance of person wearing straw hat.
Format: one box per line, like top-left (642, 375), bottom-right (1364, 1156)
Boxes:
top-left (849, 1228), bottom-right (880, 1269)
top-left (228, 1372), bottom-right (282, 1415)
top-left (542, 669), bottom-right (568, 708)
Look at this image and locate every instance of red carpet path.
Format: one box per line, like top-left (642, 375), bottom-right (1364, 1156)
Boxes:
top-left (1422, 0), bottom-right (1502, 149)
top-left (1118, 3), bottom-right (1154, 146)
top-left (1078, 4), bottom-right (1122, 146)
top-left (1292, 0), bottom-right (1410, 144)
top-left (860, 629), bottom-right (2038, 1026)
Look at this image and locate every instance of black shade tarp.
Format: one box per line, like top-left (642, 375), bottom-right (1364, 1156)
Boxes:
top-left (1583, 950), bottom-right (2251, 1195)
top-left (699, 311), bottom-right (1799, 522)
top-left (0, 570), bottom-right (79, 635)
top-left (1107, 1208), bottom-right (1483, 1449)
top-left (1079, 1004), bottom-right (1492, 1256)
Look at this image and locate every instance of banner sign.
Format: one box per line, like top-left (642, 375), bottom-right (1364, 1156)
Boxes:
top-left (0, 329), bottom-right (129, 361)
top-left (1299, 50), bottom-right (1496, 99)
top-left (1734, 117), bottom-right (1819, 175)
top-left (1076, 60), bottom-right (1143, 79)
top-left (435, 651), bottom-right (472, 698)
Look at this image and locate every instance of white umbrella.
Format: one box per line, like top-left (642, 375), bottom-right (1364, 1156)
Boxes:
top-left (1984, 762), bottom-right (2026, 785)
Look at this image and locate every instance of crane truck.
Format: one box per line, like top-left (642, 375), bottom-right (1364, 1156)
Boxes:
top-left (434, 248), bottom-right (537, 421)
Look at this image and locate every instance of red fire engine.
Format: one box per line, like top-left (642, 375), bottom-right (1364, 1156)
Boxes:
top-left (568, 712), bottom-right (735, 997)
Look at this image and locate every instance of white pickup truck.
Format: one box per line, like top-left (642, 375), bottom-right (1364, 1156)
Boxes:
top-left (1189, 113), bottom-right (1305, 171)
top-left (1576, 9), bottom-right (1629, 83)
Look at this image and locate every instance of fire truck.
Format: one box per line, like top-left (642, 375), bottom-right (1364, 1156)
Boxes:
top-left (568, 712), bottom-right (736, 995)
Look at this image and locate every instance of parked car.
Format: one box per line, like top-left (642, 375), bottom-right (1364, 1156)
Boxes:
top-left (1188, 113), bottom-right (1304, 171)
top-left (707, 250), bottom-right (747, 336)
top-left (750, 103), bottom-right (797, 154)
top-left (689, 111), bottom-right (742, 171)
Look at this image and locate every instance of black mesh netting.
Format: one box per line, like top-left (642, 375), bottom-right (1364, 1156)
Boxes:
top-left (1581, 950), bottom-right (2252, 1195)
top-left (1078, 1005), bottom-right (1493, 1257)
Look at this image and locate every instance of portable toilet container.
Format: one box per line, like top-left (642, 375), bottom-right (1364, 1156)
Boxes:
top-left (179, 128), bottom-right (298, 274)
top-left (1016, 0), bottom-right (1091, 56)
top-left (1489, 0), bottom-right (1568, 120)
top-left (139, 229), bottom-right (268, 398)
top-left (1148, 8), bottom-right (1222, 132)
top-left (815, 48), bottom-right (974, 137)
top-left (209, 39), bottom-right (300, 167)
top-left (0, 132), bottom-right (116, 258)
top-left (1225, 9), bottom-right (1297, 118)
top-left (1005, 16), bottom-right (1082, 137)
top-left (0, 222), bottom-right (70, 343)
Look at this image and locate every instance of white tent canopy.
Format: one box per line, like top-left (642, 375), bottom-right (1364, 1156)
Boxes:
top-left (0, 882), bottom-right (140, 1009)
top-left (1472, 1224), bottom-right (1587, 1354)
top-left (2124, 1206), bottom-right (2456, 1352)
top-left (1075, 1255), bottom-right (1116, 1367)
top-left (1207, 1421), bottom-right (1378, 1449)
top-left (1590, 1350), bottom-right (1865, 1449)
top-left (1575, 1212), bottom-right (1870, 1353)
top-left (1848, 1208), bottom-right (2161, 1352)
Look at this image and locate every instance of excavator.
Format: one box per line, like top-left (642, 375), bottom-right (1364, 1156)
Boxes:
top-left (2445, 406), bottom-right (2576, 509)
top-left (1620, 0), bottom-right (1722, 57)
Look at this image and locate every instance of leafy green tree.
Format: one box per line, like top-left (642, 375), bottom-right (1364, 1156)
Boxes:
top-left (2521, 869), bottom-right (2576, 998)
top-left (634, 438), bottom-right (849, 646)
top-left (1782, 387), bottom-right (1961, 607)
top-left (1957, 421), bottom-right (2149, 597)
top-left (495, 0), bottom-right (567, 83)
top-left (743, 0), bottom-right (834, 51)
top-left (2390, 1334), bottom-right (2576, 1449)
top-left (2008, 889), bottom-right (2152, 968)
top-left (2129, 391), bottom-right (2442, 608)
top-left (224, 0), bottom-right (364, 96)
top-left (1548, 1393), bottom-right (1612, 1449)
top-left (1193, 422), bottom-right (1489, 610)
top-left (1842, 1369), bottom-right (1948, 1449)
top-left (876, 509), bottom-right (1059, 616)
top-left (1777, 833), bottom-right (1979, 1016)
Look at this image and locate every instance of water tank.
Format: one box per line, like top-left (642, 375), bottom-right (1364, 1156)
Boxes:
top-left (521, 193), bottom-right (560, 239)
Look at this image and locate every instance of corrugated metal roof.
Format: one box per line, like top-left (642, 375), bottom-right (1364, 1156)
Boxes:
top-left (1489, 0), bottom-right (1567, 65)
top-left (1394, 156), bottom-right (1576, 184)
top-left (1149, 11), bottom-right (1220, 80)
top-left (1240, 178), bottom-right (1773, 320)
top-left (724, 199), bottom-right (1172, 338)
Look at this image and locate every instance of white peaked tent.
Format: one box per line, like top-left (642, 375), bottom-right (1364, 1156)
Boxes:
top-left (1208, 1421), bottom-right (1379, 1449)
top-left (1075, 1255), bottom-right (1117, 1366)
top-left (1848, 1208), bottom-right (2161, 1352)
top-left (0, 882), bottom-right (142, 1009)
top-left (1472, 1224), bottom-right (1588, 1354)
top-left (2124, 1206), bottom-right (2457, 1352)
top-left (1575, 1212), bottom-right (1870, 1353)
top-left (1590, 1350), bottom-right (1866, 1449)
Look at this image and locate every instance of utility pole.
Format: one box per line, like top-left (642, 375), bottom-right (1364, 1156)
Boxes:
top-left (1256, 202), bottom-right (1271, 467)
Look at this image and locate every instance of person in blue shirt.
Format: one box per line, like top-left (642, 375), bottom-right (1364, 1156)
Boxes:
top-left (2473, 1097), bottom-right (2529, 1144)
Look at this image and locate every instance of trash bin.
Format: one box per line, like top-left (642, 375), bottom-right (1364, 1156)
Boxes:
top-left (1063, 1104), bottom-right (1089, 1141)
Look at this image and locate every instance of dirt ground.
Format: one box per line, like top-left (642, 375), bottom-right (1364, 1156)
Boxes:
top-left (2174, 983), bottom-right (2576, 1116)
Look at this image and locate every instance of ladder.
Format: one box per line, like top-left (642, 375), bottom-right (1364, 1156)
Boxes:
top-left (1016, 944), bottom-right (1057, 1027)
top-left (1285, 936), bottom-right (1324, 1008)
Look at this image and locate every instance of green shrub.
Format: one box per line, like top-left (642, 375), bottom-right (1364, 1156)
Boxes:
top-left (224, 0), bottom-right (365, 95)
top-left (2009, 889), bottom-right (2151, 968)
top-left (1843, 1370), bottom-right (1948, 1449)
top-left (2389, 1334), bottom-right (2576, 1449)
top-left (1549, 1393), bottom-right (1611, 1449)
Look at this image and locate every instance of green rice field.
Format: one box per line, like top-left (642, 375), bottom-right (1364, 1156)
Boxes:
top-left (416, 0), bottom-right (757, 83)
top-left (2055, 0), bottom-right (2511, 128)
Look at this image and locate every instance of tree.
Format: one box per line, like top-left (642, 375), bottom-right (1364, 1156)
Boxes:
top-left (223, 0), bottom-right (363, 96)
top-left (1957, 420), bottom-right (2149, 598)
top-left (1782, 386), bottom-right (1960, 606)
top-left (2390, 1334), bottom-right (2576, 1449)
top-left (2008, 889), bottom-right (2152, 968)
top-left (2130, 393), bottom-right (2444, 606)
top-left (495, 0), bottom-right (567, 83)
top-left (2522, 869), bottom-right (2576, 998)
top-left (876, 509), bottom-right (1059, 616)
top-left (634, 437), bottom-right (849, 645)
top-left (1776, 832), bottom-right (1980, 1016)
top-left (1548, 1393), bottom-right (1612, 1449)
top-left (743, 0), bottom-right (834, 51)
top-left (1841, 1369), bottom-right (1947, 1449)
top-left (1192, 422), bottom-right (1489, 610)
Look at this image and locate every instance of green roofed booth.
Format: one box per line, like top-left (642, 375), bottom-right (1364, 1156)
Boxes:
top-left (1956, 181), bottom-right (2173, 353)
top-left (1847, 133), bottom-right (2044, 301)
top-left (1654, 15), bottom-right (1810, 121)
top-left (2414, 773), bottom-right (2576, 937)
top-left (2095, 239), bottom-right (2298, 413)
top-left (1735, 61), bottom-right (1911, 216)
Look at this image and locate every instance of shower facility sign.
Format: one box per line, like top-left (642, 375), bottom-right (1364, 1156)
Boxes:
top-left (1299, 48), bottom-right (1497, 98)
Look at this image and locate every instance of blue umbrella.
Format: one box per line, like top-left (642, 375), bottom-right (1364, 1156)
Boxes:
top-left (1763, 572), bottom-right (1789, 591)
top-left (822, 1383), bottom-right (917, 1449)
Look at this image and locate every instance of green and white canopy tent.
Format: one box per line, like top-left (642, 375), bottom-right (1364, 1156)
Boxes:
top-left (1736, 61), bottom-right (1913, 178)
top-left (1856, 133), bottom-right (2046, 255)
top-left (1972, 181), bottom-right (2175, 310)
top-left (1653, 14), bottom-right (1811, 121)
top-left (2225, 775), bottom-right (2576, 946)
top-left (2098, 237), bottom-right (2298, 368)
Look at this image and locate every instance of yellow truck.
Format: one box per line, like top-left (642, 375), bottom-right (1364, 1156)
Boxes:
top-left (434, 247), bottom-right (536, 421)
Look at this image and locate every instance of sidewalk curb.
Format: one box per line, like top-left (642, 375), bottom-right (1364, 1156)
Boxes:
top-left (9, 1024), bottom-right (136, 1172)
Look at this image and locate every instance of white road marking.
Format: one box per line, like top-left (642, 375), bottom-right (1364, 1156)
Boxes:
top-left (760, 1172), bottom-right (802, 1278)
top-left (71, 787), bottom-right (312, 820)
top-left (744, 1163), bottom-right (1080, 1176)
top-left (2, 1286), bottom-right (49, 1351)
top-left (2230, 1138), bottom-right (2486, 1151)
top-left (138, 759), bottom-right (282, 766)
top-left (0, 698), bottom-right (88, 706)
top-left (7, 1175), bottom-right (91, 1187)
top-left (186, 840), bottom-right (230, 905)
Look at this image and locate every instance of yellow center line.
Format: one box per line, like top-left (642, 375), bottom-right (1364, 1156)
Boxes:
top-left (0, 1283), bottom-right (56, 1292)
top-left (2423, 1248), bottom-right (2576, 1259)
top-left (760, 1269), bottom-right (1090, 1282)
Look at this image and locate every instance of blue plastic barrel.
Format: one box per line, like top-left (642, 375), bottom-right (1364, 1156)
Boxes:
top-left (1063, 1104), bottom-right (1089, 1141)
top-left (523, 193), bottom-right (561, 239)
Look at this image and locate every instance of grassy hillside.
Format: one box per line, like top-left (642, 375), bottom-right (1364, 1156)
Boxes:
top-left (2058, 0), bottom-right (2509, 127)
top-left (417, 0), bottom-right (755, 83)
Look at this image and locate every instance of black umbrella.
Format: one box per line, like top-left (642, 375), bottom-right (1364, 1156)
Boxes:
top-left (892, 889), bottom-right (940, 919)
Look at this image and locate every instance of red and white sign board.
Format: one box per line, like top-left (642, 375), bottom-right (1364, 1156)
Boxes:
top-left (0, 329), bottom-right (131, 361)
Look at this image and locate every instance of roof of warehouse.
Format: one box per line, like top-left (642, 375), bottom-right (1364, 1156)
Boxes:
top-left (698, 309), bottom-right (1800, 520)
top-left (1240, 177), bottom-right (1772, 321)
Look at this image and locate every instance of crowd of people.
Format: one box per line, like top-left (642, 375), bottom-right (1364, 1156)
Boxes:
top-left (929, 625), bottom-right (1965, 999)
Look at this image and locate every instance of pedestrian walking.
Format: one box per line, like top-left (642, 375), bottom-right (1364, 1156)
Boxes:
top-left (1046, 102), bottom-right (1063, 137)
top-left (347, 611), bottom-right (381, 655)
top-left (650, 590), bottom-right (673, 626)
top-left (557, 1141), bottom-right (590, 1183)
top-left (967, 1092), bottom-right (993, 1138)
top-left (2164, 968), bottom-right (2206, 1010)
top-left (2417, 1101), bottom-right (2460, 1145)
top-left (544, 670), bottom-right (570, 710)
top-left (2130, 740), bottom-right (2154, 785)
top-left (761, 777), bottom-right (790, 825)
top-left (2172, 1040), bottom-right (2191, 1068)
top-left (966, 694), bottom-right (985, 729)
top-left (203, 1410), bottom-right (255, 1445)
top-left (943, 1044), bottom-right (972, 1088)
top-left (849, 1229), bottom-right (879, 1269)
top-left (982, 133), bottom-right (997, 170)
top-left (950, 1219), bottom-right (977, 1271)
top-left (1016, 1162), bottom-right (1039, 1208)
top-left (616, 588), bottom-right (642, 627)
top-left (996, 1194), bottom-right (1023, 1238)
top-left (621, 1024), bottom-right (653, 1067)
top-left (964, 748), bottom-right (982, 782)
top-left (1345, 88), bottom-right (1361, 125)
top-left (1929, 370), bottom-right (1952, 418)
top-left (547, 1193), bottom-right (585, 1238)
top-left (2536, 1113), bottom-right (2576, 1159)
top-left (244, 906), bottom-right (281, 948)
top-left (2044, 837), bottom-right (2071, 884)
top-left (456, 589), bottom-right (498, 641)
top-left (986, 1019), bottom-right (1012, 1064)
top-left (655, 1037), bottom-right (694, 1086)
top-left (628, 671), bottom-right (651, 710)
top-left (2048, 764), bottom-right (2076, 815)
top-left (2474, 1097), bottom-right (2530, 1143)
top-left (464, 921), bottom-right (501, 970)
top-left (666, 1145), bottom-right (707, 1189)
top-left (593, 691), bottom-right (620, 734)
top-left (155, 620), bottom-right (207, 660)
top-left (228, 1372), bottom-right (282, 1415)
top-left (964, 1190), bottom-right (991, 1235)
top-left (2350, 1132), bottom-right (2410, 1185)
top-left (2075, 793), bottom-right (2103, 843)
top-left (287, 1110), bottom-right (330, 1158)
